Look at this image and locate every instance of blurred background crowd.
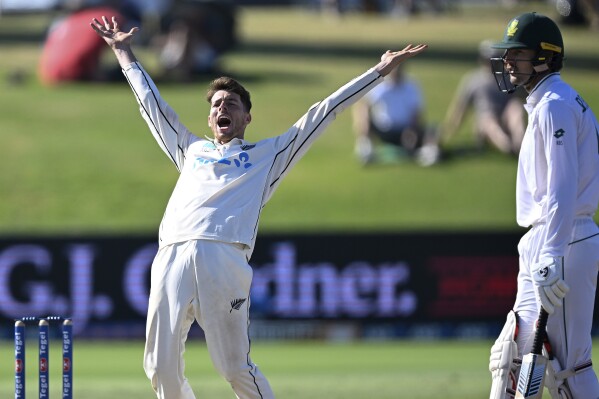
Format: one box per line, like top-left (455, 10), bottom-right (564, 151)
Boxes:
top-left (5, 0), bottom-right (238, 83)
top-left (2, 0), bottom-right (597, 86)
top-left (0, 0), bottom-right (592, 167)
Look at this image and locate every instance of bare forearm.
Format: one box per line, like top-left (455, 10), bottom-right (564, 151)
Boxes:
top-left (374, 58), bottom-right (397, 77)
top-left (111, 44), bottom-right (137, 68)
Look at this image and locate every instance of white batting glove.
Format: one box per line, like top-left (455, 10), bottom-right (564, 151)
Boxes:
top-left (532, 256), bottom-right (570, 314)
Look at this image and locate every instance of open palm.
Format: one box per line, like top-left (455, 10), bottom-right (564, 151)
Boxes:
top-left (374, 44), bottom-right (428, 77)
top-left (90, 16), bottom-right (139, 47)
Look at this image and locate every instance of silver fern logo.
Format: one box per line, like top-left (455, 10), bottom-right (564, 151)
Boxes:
top-left (230, 298), bottom-right (246, 313)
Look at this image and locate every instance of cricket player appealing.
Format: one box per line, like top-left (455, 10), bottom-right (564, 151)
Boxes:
top-left (487, 12), bottom-right (599, 399)
top-left (91, 16), bottom-right (427, 399)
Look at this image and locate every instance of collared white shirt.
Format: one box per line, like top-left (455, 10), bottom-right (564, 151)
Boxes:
top-left (516, 73), bottom-right (599, 258)
top-left (123, 62), bottom-right (382, 252)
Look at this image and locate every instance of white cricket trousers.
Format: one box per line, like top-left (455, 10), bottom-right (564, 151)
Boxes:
top-left (514, 218), bottom-right (599, 398)
top-left (143, 239), bottom-right (275, 399)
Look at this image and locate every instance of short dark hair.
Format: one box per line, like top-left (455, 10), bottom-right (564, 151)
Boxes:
top-left (206, 77), bottom-right (252, 112)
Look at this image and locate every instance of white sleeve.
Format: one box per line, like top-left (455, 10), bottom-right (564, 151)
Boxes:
top-left (539, 100), bottom-right (578, 258)
top-left (122, 62), bottom-right (196, 172)
top-left (264, 68), bottom-right (383, 196)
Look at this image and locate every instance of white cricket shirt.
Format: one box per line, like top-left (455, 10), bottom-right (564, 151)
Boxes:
top-left (122, 62), bottom-right (382, 252)
top-left (517, 73), bottom-right (599, 258)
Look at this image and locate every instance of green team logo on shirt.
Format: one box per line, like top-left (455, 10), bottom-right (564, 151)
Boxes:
top-left (554, 129), bottom-right (565, 139)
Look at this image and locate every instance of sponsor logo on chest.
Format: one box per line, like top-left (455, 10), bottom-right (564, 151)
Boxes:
top-left (193, 141), bottom-right (254, 170)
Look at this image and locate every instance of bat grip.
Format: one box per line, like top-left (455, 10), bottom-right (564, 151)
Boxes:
top-left (531, 308), bottom-right (549, 355)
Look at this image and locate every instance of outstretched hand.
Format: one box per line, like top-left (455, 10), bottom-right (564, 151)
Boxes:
top-left (90, 16), bottom-right (139, 49)
top-left (376, 44), bottom-right (428, 77)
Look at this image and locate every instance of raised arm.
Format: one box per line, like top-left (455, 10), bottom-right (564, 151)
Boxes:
top-left (90, 16), bottom-right (194, 172)
top-left (90, 16), bottom-right (139, 67)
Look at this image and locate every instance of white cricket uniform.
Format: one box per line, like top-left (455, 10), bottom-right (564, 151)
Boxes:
top-left (122, 62), bottom-right (383, 399)
top-left (512, 72), bottom-right (599, 397)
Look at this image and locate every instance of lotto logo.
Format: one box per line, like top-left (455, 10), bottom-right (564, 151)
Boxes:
top-left (233, 152), bottom-right (252, 169)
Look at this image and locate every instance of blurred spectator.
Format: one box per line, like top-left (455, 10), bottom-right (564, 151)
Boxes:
top-left (318, 0), bottom-right (380, 16)
top-left (318, 0), bottom-right (449, 17)
top-left (39, 0), bottom-right (237, 84)
top-left (320, 0), bottom-right (342, 15)
top-left (120, 0), bottom-right (172, 44)
top-left (352, 64), bottom-right (439, 165)
top-left (440, 40), bottom-right (525, 155)
top-left (111, 0), bottom-right (237, 79)
top-left (156, 1), bottom-right (237, 79)
top-left (390, 0), bottom-right (446, 17)
top-left (38, 0), bottom-right (126, 85)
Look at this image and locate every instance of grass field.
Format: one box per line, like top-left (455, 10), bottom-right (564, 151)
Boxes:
top-left (1, 338), bottom-right (598, 398)
top-left (1, 3), bottom-right (598, 234)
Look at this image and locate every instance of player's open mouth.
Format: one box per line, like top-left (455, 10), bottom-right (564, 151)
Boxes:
top-left (217, 115), bottom-right (231, 129)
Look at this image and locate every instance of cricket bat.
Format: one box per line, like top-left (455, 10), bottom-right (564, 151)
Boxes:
top-left (515, 308), bottom-right (549, 399)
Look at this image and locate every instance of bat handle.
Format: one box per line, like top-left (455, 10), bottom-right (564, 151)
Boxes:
top-left (531, 308), bottom-right (549, 355)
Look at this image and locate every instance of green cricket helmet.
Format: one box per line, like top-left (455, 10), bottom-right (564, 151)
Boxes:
top-left (493, 12), bottom-right (564, 54)
top-left (490, 12), bottom-right (564, 93)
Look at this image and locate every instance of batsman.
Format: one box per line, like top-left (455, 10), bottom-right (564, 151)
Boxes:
top-left (488, 12), bottom-right (599, 399)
